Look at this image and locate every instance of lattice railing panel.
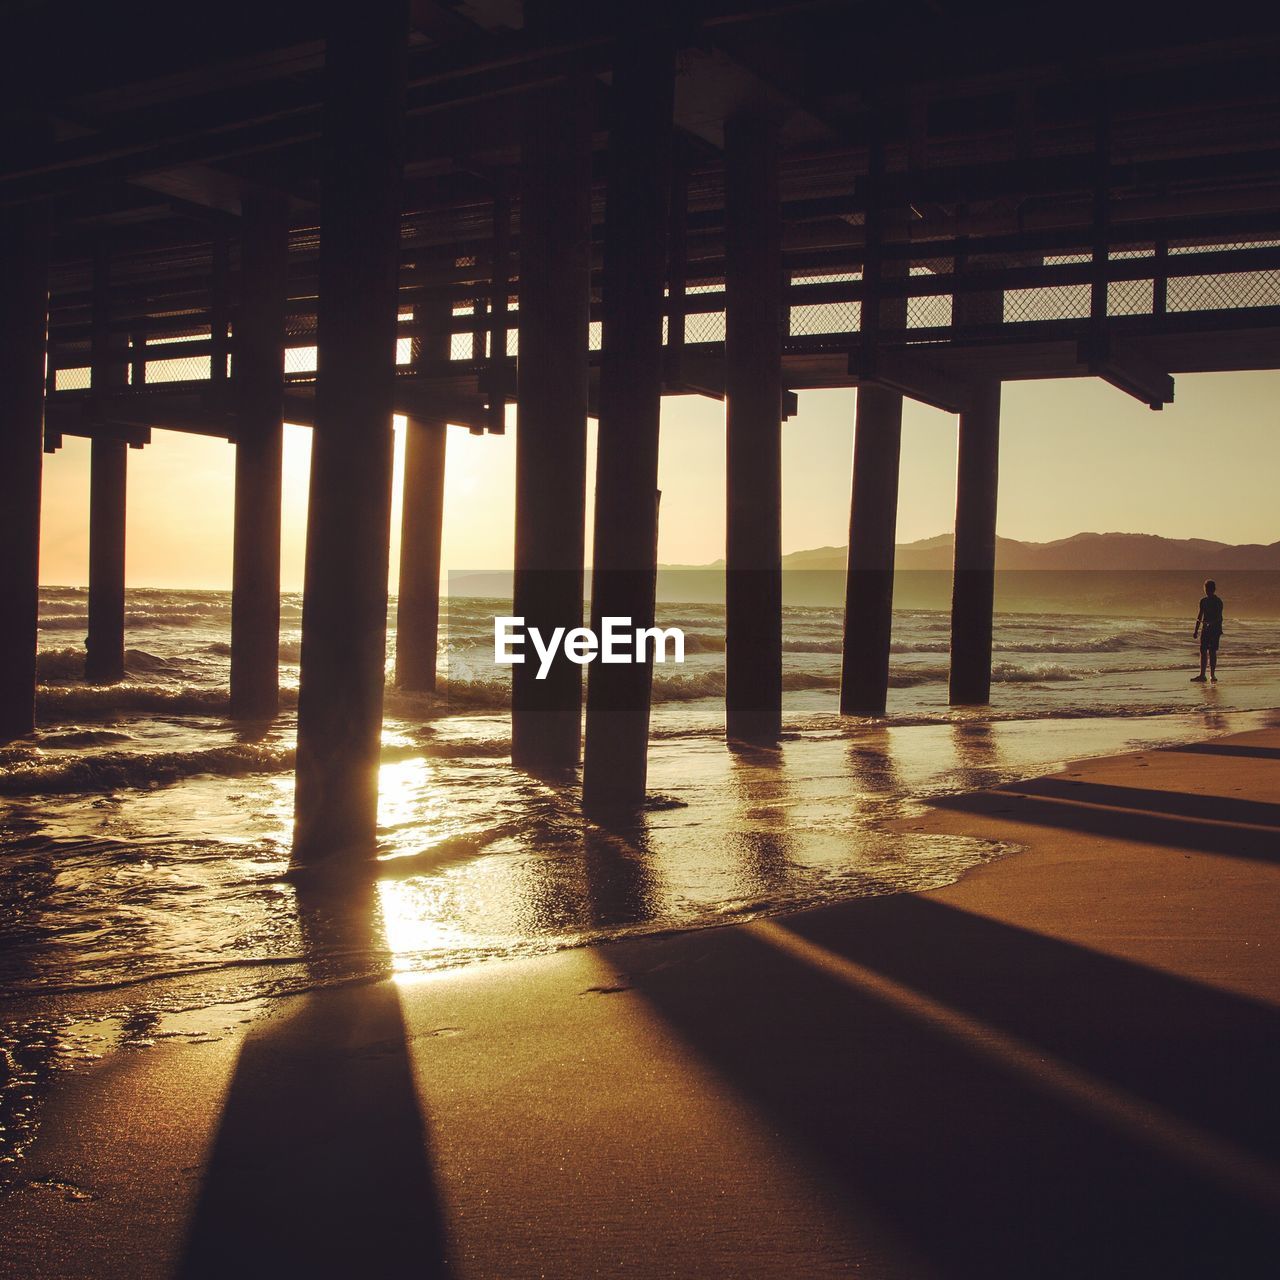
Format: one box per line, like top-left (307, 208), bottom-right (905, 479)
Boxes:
top-left (55, 367), bottom-right (91, 391)
top-left (682, 281), bottom-right (726, 344)
top-left (49, 240), bottom-right (1280, 399)
top-left (1168, 269), bottom-right (1280, 312)
top-left (685, 310), bottom-right (726, 343)
top-left (1108, 279), bottom-right (1154, 315)
top-left (285, 346), bottom-right (317, 375)
top-left (789, 271), bottom-right (857, 336)
top-left (145, 355), bottom-right (218, 383)
top-left (1003, 284), bottom-right (1090, 323)
top-left (789, 301), bottom-right (858, 336)
top-left (907, 293), bottom-right (951, 329)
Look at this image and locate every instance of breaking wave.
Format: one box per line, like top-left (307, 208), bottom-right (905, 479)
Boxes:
top-left (27, 658), bottom-right (1091, 728)
top-left (991, 661), bottom-right (1086, 683)
top-left (36, 683), bottom-right (232, 719)
top-left (34, 648), bottom-right (86, 681)
top-left (888, 634), bottom-right (1134, 655)
top-left (203, 639), bottom-right (301, 662)
top-left (888, 661), bottom-right (1086, 688)
top-left (0, 743), bottom-right (294, 796)
top-left (36, 647), bottom-right (187, 683)
top-left (999, 634), bottom-right (1135, 654)
top-left (681, 632), bottom-right (726, 654)
top-left (782, 638), bottom-right (843, 653)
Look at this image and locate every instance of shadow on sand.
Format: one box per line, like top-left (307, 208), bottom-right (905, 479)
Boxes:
top-left (932, 776), bottom-right (1280, 862)
top-left (605, 892), bottom-right (1280, 1278)
top-left (1165, 741), bottom-right (1280, 761)
top-left (178, 882), bottom-right (450, 1278)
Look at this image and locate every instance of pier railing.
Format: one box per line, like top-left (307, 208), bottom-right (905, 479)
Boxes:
top-left (43, 229), bottom-right (1280, 428)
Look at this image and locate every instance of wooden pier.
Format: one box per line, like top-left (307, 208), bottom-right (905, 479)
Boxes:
top-left (3, 1), bottom-right (1280, 859)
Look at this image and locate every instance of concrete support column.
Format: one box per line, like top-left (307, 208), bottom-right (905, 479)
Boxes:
top-left (949, 380), bottom-right (1001, 705)
top-left (582, 34), bottom-right (674, 814)
top-left (724, 115), bottom-right (783, 744)
top-left (511, 75), bottom-right (592, 773)
top-left (86, 248), bottom-right (128, 685)
top-left (0, 203), bottom-right (50, 741)
top-left (395, 416), bottom-right (447, 691)
top-left (230, 192), bottom-right (289, 719)
top-left (840, 384), bottom-right (904, 716)
top-left (293, 1), bottom-right (408, 864)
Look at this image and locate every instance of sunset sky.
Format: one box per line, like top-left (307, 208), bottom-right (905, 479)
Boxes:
top-left (37, 370), bottom-right (1280, 590)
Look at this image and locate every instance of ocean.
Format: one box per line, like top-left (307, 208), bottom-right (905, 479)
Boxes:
top-left (2, 585), bottom-right (1278, 1179)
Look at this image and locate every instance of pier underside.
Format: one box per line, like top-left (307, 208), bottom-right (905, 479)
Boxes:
top-left (4, 0), bottom-right (1280, 849)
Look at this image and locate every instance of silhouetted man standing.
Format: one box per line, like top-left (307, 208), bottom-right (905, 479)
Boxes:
top-left (1192, 579), bottom-right (1224, 682)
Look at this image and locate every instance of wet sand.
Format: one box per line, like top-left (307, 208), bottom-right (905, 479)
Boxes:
top-left (3, 728), bottom-right (1279, 1278)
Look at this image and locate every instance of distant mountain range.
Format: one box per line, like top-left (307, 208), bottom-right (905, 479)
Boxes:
top-left (448, 533), bottom-right (1280, 616)
top-left (774, 532), bottom-right (1280, 573)
top-left (664, 532), bottom-right (1280, 616)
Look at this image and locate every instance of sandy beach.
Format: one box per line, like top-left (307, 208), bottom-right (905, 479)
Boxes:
top-left (3, 726), bottom-right (1279, 1279)
top-left (9, 7), bottom-right (1280, 1277)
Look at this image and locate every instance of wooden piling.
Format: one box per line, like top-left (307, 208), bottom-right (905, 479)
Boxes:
top-left (511, 74), bottom-right (592, 774)
top-left (293, 1), bottom-right (409, 864)
top-left (582, 33), bottom-right (674, 814)
top-left (395, 270), bottom-right (451, 693)
top-left (724, 114), bottom-right (783, 745)
top-left (395, 417), bottom-right (447, 691)
top-left (841, 384), bottom-right (905, 717)
top-left (85, 248), bottom-right (128, 685)
top-left (0, 203), bottom-right (49, 741)
top-left (230, 191), bottom-right (289, 720)
top-left (949, 379), bottom-right (1002, 705)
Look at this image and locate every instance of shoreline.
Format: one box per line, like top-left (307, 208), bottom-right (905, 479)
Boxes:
top-left (3, 724), bottom-right (1279, 1276)
top-left (3, 704), bottom-right (1275, 1022)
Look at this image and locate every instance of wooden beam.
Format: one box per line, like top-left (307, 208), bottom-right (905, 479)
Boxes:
top-left (850, 348), bottom-right (974, 415)
top-left (1079, 336), bottom-right (1174, 410)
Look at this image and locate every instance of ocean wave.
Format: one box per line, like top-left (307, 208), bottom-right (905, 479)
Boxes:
top-left (40, 608), bottom-right (230, 630)
top-left (123, 610), bottom-right (229, 626)
top-left (398, 658), bottom-right (1088, 706)
top-left (420, 678), bottom-right (511, 713)
top-left (202, 640), bottom-right (301, 662)
top-left (888, 665), bottom-right (949, 688)
top-left (651, 669), bottom-right (841, 701)
top-left (0, 743), bottom-right (295, 796)
top-left (886, 661), bottom-right (1086, 688)
top-left (682, 632), bottom-right (726, 654)
top-left (999, 634), bottom-right (1134, 654)
top-left (401, 667), bottom-right (847, 710)
top-left (782, 638), bottom-right (843, 653)
top-left (36, 683), bottom-right (231, 719)
top-left (38, 728), bottom-right (136, 747)
top-left (883, 701), bottom-right (1230, 728)
top-left (887, 634), bottom-right (1134, 656)
top-left (384, 679), bottom-right (513, 719)
top-left (124, 648), bottom-right (183, 674)
top-left (35, 648), bottom-right (86, 680)
top-left (36, 648), bottom-right (186, 683)
top-left (991, 661), bottom-right (1086, 683)
top-left (421, 737), bottom-right (513, 759)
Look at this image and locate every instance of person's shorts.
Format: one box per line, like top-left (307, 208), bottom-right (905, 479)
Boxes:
top-left (1201, 625), bottom-right (1222, 653)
